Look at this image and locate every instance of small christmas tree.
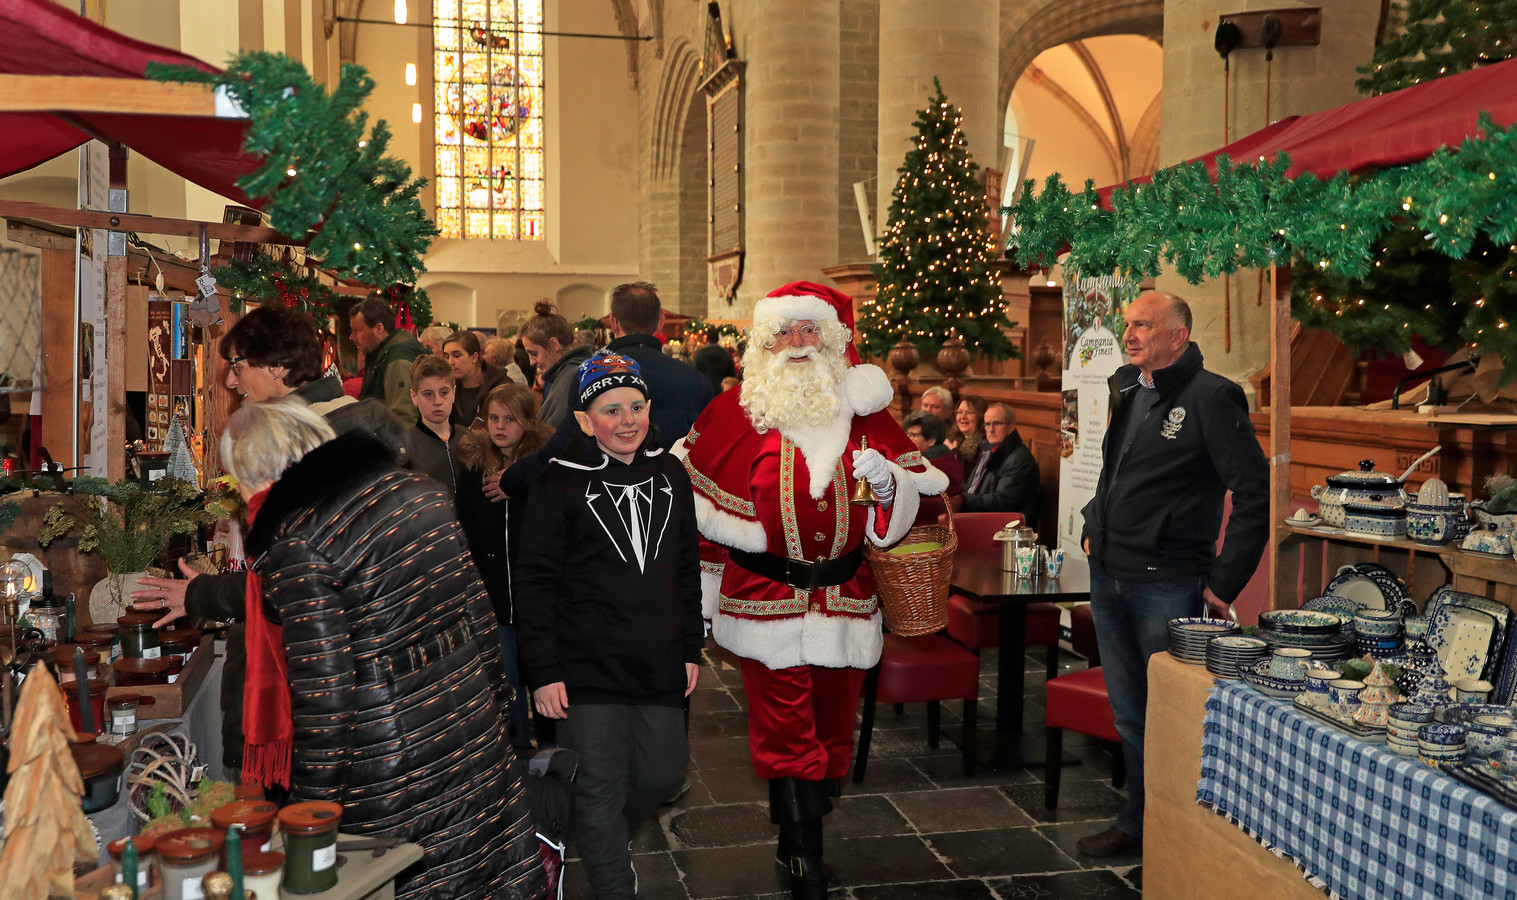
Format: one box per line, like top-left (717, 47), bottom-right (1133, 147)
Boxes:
top-left (1357, 0), bottom-right (1517, 96)
top-left (165, 418), bottom-right (201, 485)
top-left (860, 79), bottom-right (1017, 362)
top-left (0, 666), bottom-right (99, 896)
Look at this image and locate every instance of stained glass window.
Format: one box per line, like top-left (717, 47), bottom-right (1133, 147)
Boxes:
top-left (434, 0), bottom-right (545, 240)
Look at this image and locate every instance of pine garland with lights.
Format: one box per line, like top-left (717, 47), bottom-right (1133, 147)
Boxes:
top-left (215, 252), bottom-right (337, 317)
top-left (861, 80), bottom-right (1016, 361)
top-left (148, 52), bottom-right (438, 287)
top-left (1007, 112), bottom-right (1517, 374)
top-left (1356, 0), bottom-right (1517, 96)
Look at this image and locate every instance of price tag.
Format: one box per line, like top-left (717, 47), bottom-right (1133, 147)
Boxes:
top-left (195, 272), bottom-right (218, 297)
top-left (1403, 349), bottom-right (1425, 370)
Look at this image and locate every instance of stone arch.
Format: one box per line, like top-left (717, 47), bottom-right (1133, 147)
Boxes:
top-left (422, 280), bottom-right (478, 328)
top-left (997, 0), bottom-right (1164, 114)
top-left (555, 281), bottom-right (607, 319)
top-left (649, 38), bottom-right (702, 180)
top-left (1128, 93), bottom-right (1163, 177)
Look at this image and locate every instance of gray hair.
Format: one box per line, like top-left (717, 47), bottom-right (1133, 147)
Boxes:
top-left (421, 324), bottom-right (453, 346)
top-left (922, 386), bottom-right (953, 406)
top-left (219, 398), bottom-right (336, 490)
top-left (986, 403), bottom-right (1017, 426)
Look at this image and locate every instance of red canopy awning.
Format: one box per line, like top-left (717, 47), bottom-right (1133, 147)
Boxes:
top-left (1103, 55), bottom-right (1517, 196)
top-left (0, 0), bottom-right (260, 206)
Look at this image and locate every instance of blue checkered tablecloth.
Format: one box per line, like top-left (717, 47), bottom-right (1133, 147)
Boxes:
top-left (1198, 679), bottom-right (1517, 900)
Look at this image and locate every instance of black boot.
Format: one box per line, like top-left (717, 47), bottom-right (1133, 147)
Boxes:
top-left (769, 779), bottom-right (834, 899)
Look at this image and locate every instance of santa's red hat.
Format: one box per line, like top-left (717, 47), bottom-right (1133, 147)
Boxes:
top-left (751, 281), bottom-right (860, 364)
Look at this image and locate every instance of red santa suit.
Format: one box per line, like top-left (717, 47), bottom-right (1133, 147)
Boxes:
top-left (679, 289), bottom-right (949, 782)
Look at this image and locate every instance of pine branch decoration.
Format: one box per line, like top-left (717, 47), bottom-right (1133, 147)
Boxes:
top-left (148, 52), bottom-right (438, 287)
top-left (1357, 0), bottom-right (1517, 96)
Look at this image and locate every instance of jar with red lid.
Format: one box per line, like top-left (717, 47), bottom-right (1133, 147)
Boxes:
top-left (70, 737), bottom-right (124, 813)
top-left (242, 849), bottom-right (285, 899)
top-left (107, 835), bottom-right (158, 889)
top-left (65, 677), bottom-right (108, 735)
top-left (278, 801), bottom-right (344, 893)
top-left (51, 645), bottom-right (102, 682)
top-left (156, 828), bottom-right (225, 900)
top-left (233, 781), bottom-right (265, 801)
top-left (160, 627), bottom-right (203, 657)
top-left (211, 799), bottom-right (279, 856)
top-left (112, 656), bottom-right (172, 686)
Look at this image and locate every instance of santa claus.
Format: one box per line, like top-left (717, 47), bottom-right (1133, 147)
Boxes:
top-left (678, 281), bottom-right (948, 898)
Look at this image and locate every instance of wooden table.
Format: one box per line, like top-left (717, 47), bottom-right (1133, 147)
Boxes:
top-left (949, 547), bottom-right (1090, 769)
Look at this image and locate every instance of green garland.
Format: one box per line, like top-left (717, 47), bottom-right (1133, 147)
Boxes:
top-left (684, 318), bottom-right (741, 340)
top-left (1007, 112), bottom-right (1517, 369)
top-left (0, 499), bottom-right (17, 539)
top-left (148, 52), bottom-right (437, 287)
top-left (215, 252), bottom-right (337, 317)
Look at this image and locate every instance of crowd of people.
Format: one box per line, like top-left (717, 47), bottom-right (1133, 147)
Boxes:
top-left (128, 283), bottom-right (1264, 899)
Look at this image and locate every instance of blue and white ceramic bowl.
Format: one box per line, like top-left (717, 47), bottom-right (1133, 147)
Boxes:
top-left (1355, 609), bottom-right (1402, 639)
top-left (1260, 609), bottom-right (1343, 634)
top-left (1419, 723), bottom-right (1468, 746)
top-left (1467, 714), bottom-right (1516, 758)
top-left (1388, 703), bottom-right (1436, 727)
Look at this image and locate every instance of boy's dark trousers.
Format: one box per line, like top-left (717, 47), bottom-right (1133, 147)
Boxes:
top-left (558, 703), bottom-right (688, 899)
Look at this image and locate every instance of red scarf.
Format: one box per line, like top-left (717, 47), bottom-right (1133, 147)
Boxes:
top-left (241, 488), bottom-right (292, 788)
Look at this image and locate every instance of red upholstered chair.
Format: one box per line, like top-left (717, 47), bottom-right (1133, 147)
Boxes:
top-left (913, 491), bottom-right (963, 528)
top-left (1043, 665), bottom-right (1125, 809)
top-left (1070, 602), bottom-right (1100, 665)
top-left (853, 632), bottom-right (979, 783)
top-left (939, 512), bottom-right (1063, 678)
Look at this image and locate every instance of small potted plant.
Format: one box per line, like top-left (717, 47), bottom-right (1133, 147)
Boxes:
top-left (38, 476), bottom-right (232, 623)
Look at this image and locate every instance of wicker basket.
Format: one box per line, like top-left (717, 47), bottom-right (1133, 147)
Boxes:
top-left (863, 495), bottom-right (957, 636)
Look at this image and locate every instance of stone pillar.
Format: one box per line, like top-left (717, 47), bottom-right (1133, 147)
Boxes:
top-left (876, 0), bottom-right (999, 223)
top-left (735, 2), bottom-right (841, 318)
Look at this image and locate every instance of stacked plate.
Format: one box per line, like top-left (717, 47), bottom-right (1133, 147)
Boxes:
top-left (1206, 635), bottom-right (1269, 678)
top-left (1168, 617), bottom-right (1240, 664)
top-left (1238, 658), bottom-right (1306, 698)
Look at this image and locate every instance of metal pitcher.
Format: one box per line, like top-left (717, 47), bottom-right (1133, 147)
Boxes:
top-left (994, 524), bottom-right (1038, 572)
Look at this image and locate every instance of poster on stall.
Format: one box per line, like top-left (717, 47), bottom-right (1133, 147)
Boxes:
top-left (77, 141), bottom-right (109, 475)
top-left (1055, 272), bottom-right (1139, 554)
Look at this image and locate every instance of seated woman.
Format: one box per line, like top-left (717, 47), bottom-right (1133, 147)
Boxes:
top-left (222, 399), bottom-right (545, 900)
top-left (946, 394), bottom-right (988, 467)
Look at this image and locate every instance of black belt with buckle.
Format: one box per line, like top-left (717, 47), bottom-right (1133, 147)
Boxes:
top-left (358, 619), bottom-right (474, 685)
top-left (727, 546), bottom-right (863, 593)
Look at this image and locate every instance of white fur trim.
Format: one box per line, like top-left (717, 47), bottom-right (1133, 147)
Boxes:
top-left (670, 436), bottom-right (691, 460)
top-left (692, 493), bottom-right (768, 552)
top-left (713, 609), bottom-right (882, 669)
top-left (781, 404), bottom-right (856, 499)
top-left (913, 461), bottom-right (951, 495)
top-left (842, 365), bottom-right (893, 416)
top-left (867, 461), bottom-right (921, 546)
top-left (752, 294), bottom-right (837, 326)
top-left (700, 568), bottom-right (723, 620)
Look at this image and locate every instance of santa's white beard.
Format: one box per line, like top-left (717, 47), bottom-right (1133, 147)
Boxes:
top-left (740, 345), bottom-right (849, 432)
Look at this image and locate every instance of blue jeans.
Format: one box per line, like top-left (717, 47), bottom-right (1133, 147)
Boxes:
top-left (1089, 560), bottom-right (1205, 838)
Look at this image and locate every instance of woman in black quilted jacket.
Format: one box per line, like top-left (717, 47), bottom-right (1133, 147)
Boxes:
top-left (223, 399), bottom-right (546, 900)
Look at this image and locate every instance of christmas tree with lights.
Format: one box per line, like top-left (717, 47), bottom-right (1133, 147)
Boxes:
top-left (1357, 0), bottom-right (1517, 96)
top-left (860, 80), bottom-right (1016, 362)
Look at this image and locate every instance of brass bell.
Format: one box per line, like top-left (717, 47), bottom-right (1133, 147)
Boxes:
top-left (850, 437), bottom-right (879, 507)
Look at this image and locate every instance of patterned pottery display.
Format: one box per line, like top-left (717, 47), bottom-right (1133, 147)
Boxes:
top-left (1342, 502), bottom-right (1407, 539)
top-left (1407, 503), bottom-right (1460, 545)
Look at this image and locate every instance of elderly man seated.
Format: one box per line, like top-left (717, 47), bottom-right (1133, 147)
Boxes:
top-left (963, 402), bottom-right (1040, 524)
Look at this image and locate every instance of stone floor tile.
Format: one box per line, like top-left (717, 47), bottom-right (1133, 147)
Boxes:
top-left (672, 842), bottom-right (795, 898)
top-left (826, 834), bottom-right (956, 886)
top-left (689, 733), bottom-right (756, 769)
top-left (927, 826), bottom-right (1078, 878)
top-left (909, 753), bottom-right (1039, 788)
top-left (827, 793), bottom-right (913, 839)
top-left (847, 757), bottom-right (938, 794)
top-left (698, 764), bottom-right (770, 804)
top-left (1001, 780), bottom-right (1127, 824)
top-left (689, 687), bottom-right (741, 714)
top-left (849, 878), bottom-right (1001, 899)
top-left (1036, 821), bottom-right (1143, 869)
top-left (669, 801), bottom-right (773, 849)
top-left (687, 708), bottom-right (750, 740)
top-left (987, 867), bottom-right (1142, 899)
top-left (890, 786), bottom-right (1034, 833)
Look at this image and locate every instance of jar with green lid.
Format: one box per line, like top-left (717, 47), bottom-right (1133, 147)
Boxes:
top-left (278, 801), bottom-right (344, 893)
top-left (116, 613), bottom-right (161, 659)
top-left (156, 827), bottom-right (225, 900)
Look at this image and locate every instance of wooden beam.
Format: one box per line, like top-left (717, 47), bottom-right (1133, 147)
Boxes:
top-left (0, 75), bottom-right (216, 117)
top-left (1269, 264), bottom-right (1292, 609)
top-left (0, 200), bottom-right (297, 245)
top-left (38, 246), bottom-right (75, 471)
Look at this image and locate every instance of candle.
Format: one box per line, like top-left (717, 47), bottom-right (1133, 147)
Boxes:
top-left (73, 647), bottom-right (93, 734)
top-left (122, 838), bottom-right (138, 900)
top-left (225, 828), bottom-right (244, 900)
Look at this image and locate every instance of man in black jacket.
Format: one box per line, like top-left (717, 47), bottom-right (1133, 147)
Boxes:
top-left (962, 403), bottom-right (1040, 523)
top-left (1075, 291), bottom-right (1269, 858)
top-left (605, 281), bottom-right (714, 447)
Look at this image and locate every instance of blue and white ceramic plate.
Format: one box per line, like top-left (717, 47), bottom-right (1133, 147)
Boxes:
top-left (1356, 563), bottom-right (1410, 609)
top-left (1324, 568), bottom-right (1390, 611)
top-left (1429, 604), bottom-right (1499, 682)
top-left (1303, 594), bottom-right (1365, 620)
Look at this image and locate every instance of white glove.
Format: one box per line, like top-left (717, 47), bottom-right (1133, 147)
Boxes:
top-left (851, 447), bottom-right (895, 506)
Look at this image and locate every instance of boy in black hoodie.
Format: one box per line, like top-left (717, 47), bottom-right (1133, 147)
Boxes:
top-left (404, 354), bottom-right (465, 497)
top-left (515, 351), bottom-right (702, 900)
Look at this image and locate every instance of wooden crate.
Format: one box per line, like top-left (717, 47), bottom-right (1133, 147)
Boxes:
top-left (105, 635), bottom-right (215, 719)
